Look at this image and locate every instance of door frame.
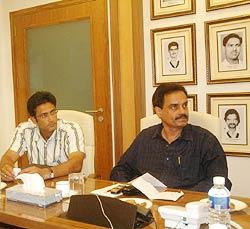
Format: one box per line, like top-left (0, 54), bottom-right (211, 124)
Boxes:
top-left (110, 0), bottom-right (145, 162)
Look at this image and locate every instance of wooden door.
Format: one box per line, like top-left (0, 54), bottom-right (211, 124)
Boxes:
top-left (10, 0), bottom-right (113, 179)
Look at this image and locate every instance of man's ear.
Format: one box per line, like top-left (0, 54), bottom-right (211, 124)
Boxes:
top-left (30, 116), bottom-right (37, 124)
top-left (154, 106), bottom-right (162, 118)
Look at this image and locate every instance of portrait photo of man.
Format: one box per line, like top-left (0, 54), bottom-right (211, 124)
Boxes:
top-left (162, 37), bottom-right (186, 75)
top-left (168, 42), bottom-right (180, 69)
top-left (224, 109), bottom-right (240, 139)
top-left (220, 105), bottom-right (247, 145)
top-left (218, 31), bottom-right (247, 72)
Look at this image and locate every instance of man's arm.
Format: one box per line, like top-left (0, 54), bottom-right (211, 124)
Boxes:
top-left (0, 150), bottom-right (19, 181)
top-left (110, 160), bottom-right (141, 182)
top-left (110, 136), bottom-right (141, 182)
top-left (190, 135), bottom-right (232, 192)
top-left (20, 151), bottom-right (85, 179)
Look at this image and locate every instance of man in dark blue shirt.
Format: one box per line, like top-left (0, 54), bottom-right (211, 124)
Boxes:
top-left (110, 83), bottom-right (231, 192)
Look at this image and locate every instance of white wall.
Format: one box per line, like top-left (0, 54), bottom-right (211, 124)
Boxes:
top-left (143, 0), bottom-right (250, 197)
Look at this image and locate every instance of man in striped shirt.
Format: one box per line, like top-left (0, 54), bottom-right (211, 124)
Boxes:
top-left (0, 91), bottom-right (85, 181)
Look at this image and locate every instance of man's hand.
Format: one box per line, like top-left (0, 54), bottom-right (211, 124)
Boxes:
top-left (0, 150), bottom-right (19, 181)
top-left (1, 164), bottom-right (15, 181)
top-left (20, 166), bottom-right (50, 180)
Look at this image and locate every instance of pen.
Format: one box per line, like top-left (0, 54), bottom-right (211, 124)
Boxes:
top-left (178, 156), bottom-right (181, 165)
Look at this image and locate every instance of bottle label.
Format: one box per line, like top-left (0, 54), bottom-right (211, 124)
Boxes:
top-left (209, 195), bottom-right (230, 210)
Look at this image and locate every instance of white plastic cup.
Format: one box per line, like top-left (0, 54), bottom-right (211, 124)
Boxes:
top-left (68, 173), bottom-right (85, 196)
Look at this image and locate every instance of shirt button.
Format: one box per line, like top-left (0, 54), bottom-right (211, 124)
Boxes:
top-left (166, 144), bottom-right (169, 147)
top-left (166, 157), bottom-right (169, 160)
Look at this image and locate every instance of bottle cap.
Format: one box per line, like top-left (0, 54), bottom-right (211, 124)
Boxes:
top-left (213, 176), bottom-right (225, 185)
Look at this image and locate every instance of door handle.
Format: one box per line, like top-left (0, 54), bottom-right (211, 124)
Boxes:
top-left (85, 108), bottom-right (104, 122)
top-left (85, 107), bottom-right (104, 113)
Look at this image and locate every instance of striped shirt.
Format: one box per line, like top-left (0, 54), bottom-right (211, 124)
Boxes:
top-left (10, 119), bottom-right (84, 166)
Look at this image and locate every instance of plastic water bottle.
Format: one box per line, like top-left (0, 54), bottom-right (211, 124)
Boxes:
top-left (208, 176), bottom-right (231, 228)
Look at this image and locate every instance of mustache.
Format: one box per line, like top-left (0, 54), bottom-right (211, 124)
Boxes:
top-left (175, 114), bottom-right (188, 120)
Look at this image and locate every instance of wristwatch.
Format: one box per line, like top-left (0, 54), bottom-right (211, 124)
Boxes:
top-left (48, 167), bottom-right (54, 179)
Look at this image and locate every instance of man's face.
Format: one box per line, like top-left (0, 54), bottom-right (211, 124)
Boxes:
top-left (155, 91), bottom-right (189, 129)
top-left (226, 113), bottom-right (239, 129)
top-left (169, 45), bottom-right (178, 59)
top-left (31, 102), bottom-right (58, 135)
top-left (225, 37), bottom-right (241, 61)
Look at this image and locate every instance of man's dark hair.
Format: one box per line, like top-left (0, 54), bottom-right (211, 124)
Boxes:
top-left (224, 108), bottom-right (240, 124)
top-left (223, 33), bottom-right (242, 46)
top-left (152, 83), bottom-right (187, 108)
top-left (168, 41), bottom-right (179, 50)
top-left (27, 91), bottom-right (57, 117)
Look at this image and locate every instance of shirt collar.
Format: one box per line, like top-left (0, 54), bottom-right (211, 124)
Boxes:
top-left (32, 119), bottom-right (62, 143)
top-left (152, 123), bottom-right (194, 142)
top-left (180, 124), bottom-right (193, 142)
top-left (152, 123), bottom-right (163, 139)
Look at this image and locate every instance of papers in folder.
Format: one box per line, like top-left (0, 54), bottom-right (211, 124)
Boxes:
top-left (131, 173), bottom-right (184, 201)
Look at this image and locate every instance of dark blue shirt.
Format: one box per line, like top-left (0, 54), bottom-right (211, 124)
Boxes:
top-left (110, 124), bottom-right (232, 192)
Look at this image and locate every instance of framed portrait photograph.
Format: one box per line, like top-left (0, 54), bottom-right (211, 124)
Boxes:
top-left (207, 93), bottom-right (250, 157)
top-left (206, 0), bottom-right (250, 11)
top-left (187, 94), bottom-right (198, 111)
top-left (151, 24), bottom-right (197, 86)
top-left (151, 0), bottom-right (196, 20)
top-left (205, 15), bottom-right (250, 84)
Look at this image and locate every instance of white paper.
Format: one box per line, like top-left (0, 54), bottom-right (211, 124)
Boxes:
top-left (131, 173), bottom-right (183, 201)
top-left (135, 173), bottom-right (166, 188)
top-left (91, 183), bottom-right (124, 198)
top-left (12, 167), bottom-right (21, 177)
top-left (16, 173), bottom-right (45, 195)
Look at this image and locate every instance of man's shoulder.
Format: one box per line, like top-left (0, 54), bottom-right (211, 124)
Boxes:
top-left (188, 124), bottom-right (211, 134)
top-left (57, 119), bottom-right (81, 132)
top-left (17, 119), bottom-right (36, 130)
top-left (139, 124), bottom-right (161, 138)
top-left (187, 124), bottom-right (217, 140)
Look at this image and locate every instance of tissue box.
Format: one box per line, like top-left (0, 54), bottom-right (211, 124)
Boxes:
top-left (6, 184), bottom-right (63, 207)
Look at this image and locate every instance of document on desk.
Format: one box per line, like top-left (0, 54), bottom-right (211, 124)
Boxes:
top-left (131, 173), bottom-right (183, 201)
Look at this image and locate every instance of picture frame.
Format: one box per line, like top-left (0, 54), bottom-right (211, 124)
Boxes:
top-left (151, 0), bottom-right (196, 20)
top-left (206, 0), bottom-right (250, 12)
top-left (187, 94), bottom-right (198, 111)
top-left (207, 92), bottom-right (250, 157)
top-left (151, 24), bottom-right (197, 86)
top-left (205, 15), bottom-right (250, 84)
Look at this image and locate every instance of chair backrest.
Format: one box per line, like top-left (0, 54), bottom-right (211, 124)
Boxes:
top-left (57, 110), bottom-right (95, 176)
top-left (140, 111), bottom-right (221, 141)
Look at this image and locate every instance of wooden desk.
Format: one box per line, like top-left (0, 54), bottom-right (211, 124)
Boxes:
top-left (0, 178), bottom-right (249, 229)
